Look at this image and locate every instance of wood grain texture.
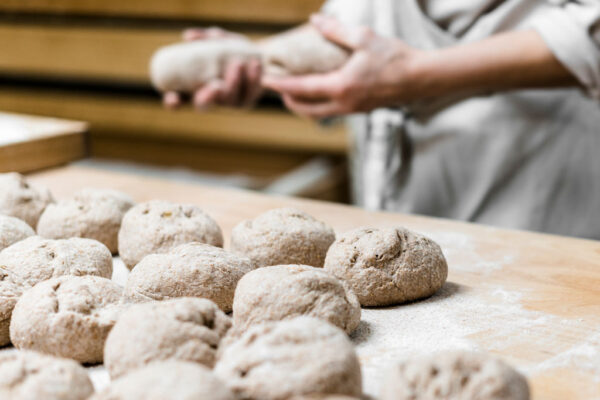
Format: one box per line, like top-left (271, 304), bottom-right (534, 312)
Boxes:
top-left (0, 0), bottom-right (324, 24)
top-left (28, 165), bottom-right (600, 400)
top-left (0, 113), bottom-right (87, 173)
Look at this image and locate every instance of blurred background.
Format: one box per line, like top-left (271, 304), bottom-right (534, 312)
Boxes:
top-left (0, 1), bottom-right (349, 203)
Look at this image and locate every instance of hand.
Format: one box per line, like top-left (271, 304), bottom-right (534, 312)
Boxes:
top-left (262, 15), bottom-right (424, 119)
top-left (163, 27), bottom-right (263, 110)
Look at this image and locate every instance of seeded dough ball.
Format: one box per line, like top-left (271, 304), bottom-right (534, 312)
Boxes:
top-left (215, 317), bottom-right (362, 400)
top-left (125, 243), bottom-right (253, 312)
top-left (91, 361), bottom-right (235, 400)
top-left (231, 208), bottom-right (335, 268)
top-left (324, 227), bottom-right (448, 306)
top-left (10, 275), bottom-right (124, 364)
top-left (0, 215), bottom-right (35, 252)
top-left (37, 188), bottom-right (135, 254)
top-left (381, 351), bottom-right (530, 400)
top-left (118, 200), bottom-right (224, 269)
top-left (0, 173), bottom-right (54, 228)
top-left (105, 297), bottom-right (232, 379)
top-left (233, 265), bottom-right (360, 334)
top-left (0, 236), bottom-right (113, 346)
top-left (0, 350), bottom-right (94, 400)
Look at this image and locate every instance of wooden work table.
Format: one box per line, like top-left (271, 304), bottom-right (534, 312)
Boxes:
top-left (27, 165), bottom-right (600, 399)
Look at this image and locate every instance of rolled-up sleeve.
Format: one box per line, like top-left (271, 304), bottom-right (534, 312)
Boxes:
top-left (531, 0), bottom-right (600, 100)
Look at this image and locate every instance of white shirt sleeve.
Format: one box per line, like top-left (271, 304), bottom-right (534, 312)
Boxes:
top-left (531, 0), bottom-right (600, 100)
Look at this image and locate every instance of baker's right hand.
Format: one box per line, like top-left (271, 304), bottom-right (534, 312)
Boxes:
top-left (163, 27), bottom-right (263, 110)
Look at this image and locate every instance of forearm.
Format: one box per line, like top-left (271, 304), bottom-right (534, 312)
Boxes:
top-left (410, 29), bottom-right (580, 100)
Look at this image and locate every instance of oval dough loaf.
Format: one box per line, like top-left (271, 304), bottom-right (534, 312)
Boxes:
top-left (232, 264), bottom-right (360, 334)
top-left (230, 208), bottom-right (335, 268)
top-left (90, 361), bottom-right (235, 400)
top-left (10, 275), bottom-right (124, 364)
top-left (118, 200), bottom-right (224, 269)
top-left (324, 227), bottom-right (448, 306)
top-left (125, 242), bottom-right (254, 312)
top-left (0, 173), bottom-right (54, 228)
top-left (214, 317), bottom-right (362, 400)
top-left (105, 297), bottom-right (232, 379)
top-left (0, 350), bottom-right (94, 400)
top-left (381, 351), bottom-right (530, 400)
top-left (37, 188), bottom-right (135, 254)
top-left (0, 236), bottom-right (113, 347)
top-left (0, 215), bottom-right (35, 251)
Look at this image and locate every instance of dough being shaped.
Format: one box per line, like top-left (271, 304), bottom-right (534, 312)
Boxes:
top-left (260, 27), bottom-right (350, 77)
top-left (37, 188), bottom-right (135, 254)
top-left (90, 361), bottom-right (235, 400)
top-left (150, 38), bottom-right (260, 93)
top-left (10, 275), bottom-right (124, 364)
top-left (0, 236), bottom-right (113, 346)
top-left (214, 317), bottom-right (362, 400)
top-left (118, 200), bottom-right (224, 269)
top-left (125, 242), bottom-right (254, 312)
top-left (0, 350), bottom-right (94, 400)
top-left (0, 215), bottom-right (35, 251)
top-left (0, 173), bottom-right (54, 228)
top-left (231, 208), bottom-right (335, 268)
top-left (382, 351), bottom-right (530, 400)
top-left (324, 227), bottom-right (448, 306)
top-left (232, 264), bottom-right (360, 334)
top-left (104, 297), bottom-right (232, 379)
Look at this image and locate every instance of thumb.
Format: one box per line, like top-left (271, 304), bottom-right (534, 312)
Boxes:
top-left (310, 13), bottom-right (373, 50)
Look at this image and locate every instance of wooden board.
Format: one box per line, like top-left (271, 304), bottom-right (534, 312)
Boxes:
top-left (26, 165), bottom-right (600, 400)
top-left (0, 0), bottom-right (324, 24)
top-left (0, 113), bottom-right (87, 173)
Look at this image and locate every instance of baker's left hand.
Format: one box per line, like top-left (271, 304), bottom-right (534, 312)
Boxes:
top-left (262, 14), bottom-right (424, 119)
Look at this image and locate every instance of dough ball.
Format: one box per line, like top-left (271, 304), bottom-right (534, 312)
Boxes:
top-left (0, 173), bottom-right (54, 228)
top-left (0, 272), bottom-right (22, 347)
top-left (105, 297), bottom-right (232, 379)
top-left (150, 38), bottom-right (260, 93)
top-left (37, 188), bottom-right (135, 254)
top-left (0, 215), bottom-right (35, 251)
top-left (232, 264), bottom-right (360, 334)
top-left (0, 350), bottom-right (94, 400)
top-left (381, 351), bottom-right (530, 400)
top-left (260, 27), bottom-right (350, 77)
top-left (10, 275), bottom-right (124, 364)
top-left (231, 208), bottom-right (335, 268)
top-left (118, 200), bottom-right (224, 269)
top-left (324, 227), bottom-right (448, 306)
top-left (90, 361), bottom-right (235, 400)
top-left (125, 242), bottom-right (254, 312)
top-left (289, 396), bottom-right (361, 400)
top-left (214, 317), bottom-right (362, 400)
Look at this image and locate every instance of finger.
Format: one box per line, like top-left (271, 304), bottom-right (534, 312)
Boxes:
top-left (282, 94), bottom-right (343, 119)
top-left (243, 59), bottom-right (263, 107)
top-left (163, 92), bottom-right (181, 109)
top-left (262, 73), bottom-right (343, 100)
top-left (221, 60), bottom-right (244, 106)
top-left (193, 81), bottom-right (223, 110)
top-left (310, 13), bottom-right (373, 50)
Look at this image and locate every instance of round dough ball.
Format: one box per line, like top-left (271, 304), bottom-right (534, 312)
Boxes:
top-left (233, 264), bottom-right (360, 334)
top-left (0, 215), bottom-right (35, 252)
top-left (125, 242), bottom-right (254, 312)
top-left (10, 275), bottom-right (124, 364)
top-left (118, 200), bottom-right (224, 269)
top-left (324, 227), bottom-right (448, 306)
top-left (0, 173), bottom-right (54, 228)
top-left (214, 317), bottom-right (362, 400)
top-left (289, 396), bottom-right (361, 400)
top-left (231, 208), bottom-right (335, 268)
top-left (91, 361), bottom-right (235, 400)
top-left (0, 350), bottom-right (94, 400)
top-left (37, 188), bottom-right (135, 254)
top-left (381, 351), bottom-right (530, 400)
top-left (0, 272), bottom-right (23, 347)
top-left (105, 297), bottom-right (232, 379)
